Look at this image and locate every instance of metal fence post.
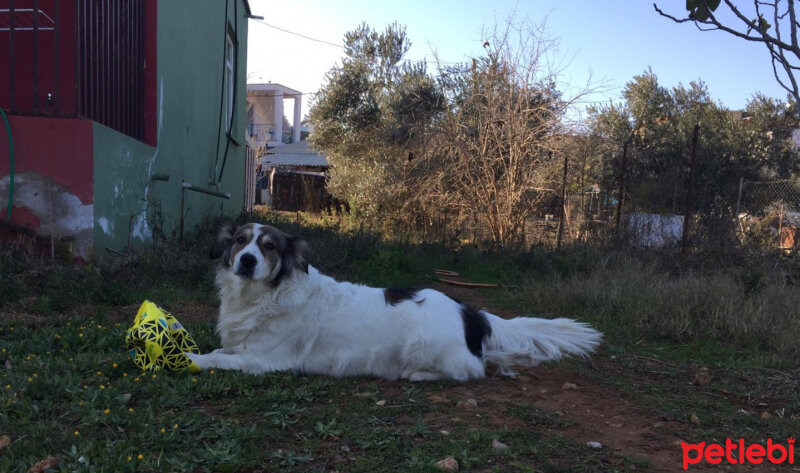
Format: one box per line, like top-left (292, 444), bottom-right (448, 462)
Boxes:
top-left (682, 123), bottom-right (700, 253)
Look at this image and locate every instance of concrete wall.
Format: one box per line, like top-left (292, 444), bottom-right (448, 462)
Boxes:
top-left (2, 0), bottom-right (249, 258)
top-left (0, 115), bottom-right (94, 259)
top-left (92, 0), bottom-right (249, 254)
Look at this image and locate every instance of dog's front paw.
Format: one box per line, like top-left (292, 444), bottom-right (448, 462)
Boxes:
top-left (186, 352), bottom-right (210, 370)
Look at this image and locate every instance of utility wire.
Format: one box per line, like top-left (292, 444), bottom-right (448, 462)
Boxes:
top-left (252, 19), bottom-right (466, 65)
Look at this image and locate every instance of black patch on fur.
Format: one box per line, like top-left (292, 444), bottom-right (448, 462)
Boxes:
top-left (271, 236), bottom-right (309, 287)
top-left (384, 288), bottom-right (420, 306)
top-left (460, 304), bottom-right (492, 358)
top-left (210, 222), bottom-right (237, 266)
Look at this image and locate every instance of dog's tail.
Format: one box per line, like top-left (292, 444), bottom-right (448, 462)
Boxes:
top-left (482, 312), bottom-right (602, 375)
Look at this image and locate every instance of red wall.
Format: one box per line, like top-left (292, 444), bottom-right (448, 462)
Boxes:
top-left (1, 114), bottom-right (93, 205)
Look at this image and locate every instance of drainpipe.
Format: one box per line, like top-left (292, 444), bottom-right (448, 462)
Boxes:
top-left (1, 108), bottom-right (14, 221)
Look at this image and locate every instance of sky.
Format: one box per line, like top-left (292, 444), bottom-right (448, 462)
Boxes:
top-left (245, 0), bottom-right (789, 122)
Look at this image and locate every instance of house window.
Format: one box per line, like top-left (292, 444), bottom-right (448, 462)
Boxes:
top-left (225, 32), bottom-right (235, 131)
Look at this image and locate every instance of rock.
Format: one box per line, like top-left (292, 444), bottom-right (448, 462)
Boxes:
top-left (375, 400), bottom-right (386, 407)
top-left (690, 413), bottom-right (701, 425)
top-left (435, 457), bottom-right (459, 471)
top-left (439, 430), bottom-right (450, 436)
top-left (455, 399), bottom-right (478, 409)
top-left (761, 411), bottom-right (772, 420)
top-left (29, 455), bottom-right (59, 473)
top-left (693, 368), bottom-right (711, 387)
top-left (492, 439), bottom-right (509, 450)
top-left (562, 382), bottom-right (579, 391)
top-left (586, 441), bottom-right (603, 449)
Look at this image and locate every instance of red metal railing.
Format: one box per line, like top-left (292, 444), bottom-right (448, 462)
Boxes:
top-left (1, 0), bottom-right (145, 140)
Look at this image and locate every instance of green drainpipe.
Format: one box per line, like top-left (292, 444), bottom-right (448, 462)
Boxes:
top-left (0, 108), bottom-right (13, 221)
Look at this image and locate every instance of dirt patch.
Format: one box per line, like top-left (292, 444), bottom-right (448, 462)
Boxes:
top-left (426, 281), bottom-right (789, 472)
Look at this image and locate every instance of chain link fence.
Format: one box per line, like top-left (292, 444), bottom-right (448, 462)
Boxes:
top-left (736, 179), bottom-right (800, 250)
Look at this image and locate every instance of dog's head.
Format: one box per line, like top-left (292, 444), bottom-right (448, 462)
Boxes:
top-left (210, 223), bottom-right (308, 286)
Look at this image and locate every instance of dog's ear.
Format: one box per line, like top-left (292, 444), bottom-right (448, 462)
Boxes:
top-left (286, 236), bottom-right (309, 274)
top-left (210, 222), bottom-right (237, 264)
top-left (271, 234), bottom-right (309, 286)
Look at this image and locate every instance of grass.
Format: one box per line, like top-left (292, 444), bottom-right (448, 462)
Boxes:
top-left (2, 211), bottom-right (800, 471)
top-left (0, 319), bottom-right (645, 473)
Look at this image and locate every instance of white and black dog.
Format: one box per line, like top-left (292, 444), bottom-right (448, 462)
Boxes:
top-left (188, 223), bottom-right (602, 381)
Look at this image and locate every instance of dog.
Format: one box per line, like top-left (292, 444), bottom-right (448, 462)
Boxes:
top-left (187, 223), bottom-right (602, 381)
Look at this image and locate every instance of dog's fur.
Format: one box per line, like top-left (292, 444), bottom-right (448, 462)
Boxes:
top-left (188, 223), bottom-right (602, 381)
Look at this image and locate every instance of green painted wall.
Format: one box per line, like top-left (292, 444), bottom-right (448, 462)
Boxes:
top-left (93, 0), bottom-right (249, 255)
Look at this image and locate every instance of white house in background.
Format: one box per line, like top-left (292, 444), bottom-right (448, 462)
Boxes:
top-left (246, 83), bottom-right (303, 147)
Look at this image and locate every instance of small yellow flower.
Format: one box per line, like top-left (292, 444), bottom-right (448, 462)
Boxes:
top-left (127, 456), bottom-right (132, 462)
top-left (160, 427), bottom-right (165, 433)
top-left (99, 384), bottom-right (106, 390)
top-left (152, 374), bottom-right (157, 379)
top-left (104, 408), bottom-right (110, 415)
top-left (32, 373), bottom-right (37, 378)
top-left (96, 371), bottom-right (102, 376)
top-left (112, 363), bottom-right (118, 368)
top-left (122, 372), bottom-right (128, 377)
top-left (192, 378), bottom-right (197, 383)
top-left (26, 377), bottom-right (32, 383)
top-left (137, 454), bottom-right (143, 460)
top-left (78, 333), bottom-right (83, 338)
top-left (128, 407), bottom-right (134, 413)
top-left (74, 430), bottom-right (79, 436)
top-left (209, 370), bottom-right (215, 374)
top-left (5, 384), bottom-right (10, 390)
top-left (133, 377), bottom-right (140, 382)
top-left (173, 423), bottom-right (178, 429)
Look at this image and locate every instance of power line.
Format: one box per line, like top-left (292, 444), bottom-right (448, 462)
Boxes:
top-left (253, 19), bottom-right (343, 48)
top-left (251, 19), bottom-right (465, 66)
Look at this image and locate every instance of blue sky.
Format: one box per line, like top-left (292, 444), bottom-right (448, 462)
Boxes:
top-left (246, 0), bottom-right (788, 120)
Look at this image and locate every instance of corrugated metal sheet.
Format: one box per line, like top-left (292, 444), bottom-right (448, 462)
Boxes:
top-left (261, 140), bottom-right (328, 168)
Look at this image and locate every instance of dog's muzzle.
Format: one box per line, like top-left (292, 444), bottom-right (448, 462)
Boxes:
top-left (236, 252), bottom-right (257, 277)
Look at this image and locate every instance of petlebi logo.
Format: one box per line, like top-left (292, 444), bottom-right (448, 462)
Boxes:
top-left (681, 437), bottom-right (796, 470)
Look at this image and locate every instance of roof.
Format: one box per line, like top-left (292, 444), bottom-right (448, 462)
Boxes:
top-left (247, 83), bottom-right (302, 97)
top-left (261, 140), bottom-right (329, 168)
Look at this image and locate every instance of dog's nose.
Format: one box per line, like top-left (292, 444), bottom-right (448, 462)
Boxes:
top-left (240, 253), bottom-right (257, 268)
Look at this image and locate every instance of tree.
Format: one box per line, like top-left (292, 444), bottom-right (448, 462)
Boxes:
top-left (311, 20), bottom-right (588, 247)
top-left (416, 21), bottom-right (582, 247)
top-left (654, 0), bottom-right (800, 113)
top-left (309, 23), bottom-right (442, 218)
top-left (588, 70), bottom-right (799, 222)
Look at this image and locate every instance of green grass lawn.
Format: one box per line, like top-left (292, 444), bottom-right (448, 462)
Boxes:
top-left (2, 212), bottom-right (799, 472)
top-left (1, 317), bottom-right (648, 473)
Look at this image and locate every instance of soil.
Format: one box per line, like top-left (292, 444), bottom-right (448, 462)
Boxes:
top-left (429, 280), bottom-right (792, 472)
top-left (3, 279), bottom-right (793, 471)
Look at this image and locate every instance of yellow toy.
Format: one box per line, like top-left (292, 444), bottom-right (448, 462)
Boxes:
top-left (125, 301), bottom-right (201, 372)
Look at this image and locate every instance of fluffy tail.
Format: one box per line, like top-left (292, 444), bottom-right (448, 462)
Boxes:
top-left (482, 313), bottom-right (602, 376)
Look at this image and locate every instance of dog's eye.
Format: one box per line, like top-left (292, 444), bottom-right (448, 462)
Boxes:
top-left (263, 242), bottom-right (276, 250)
top-left (236, 236), bottom-right (247, 244)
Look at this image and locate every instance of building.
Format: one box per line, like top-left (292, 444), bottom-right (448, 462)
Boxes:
top-left (246, 83), bottom-right (303, 147)
top-left (258, 140), bottom-right (327, 211)
top-left (0, 0), bottom-right (253, 259)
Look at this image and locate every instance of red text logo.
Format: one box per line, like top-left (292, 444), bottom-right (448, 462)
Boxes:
top-left (681, 438), bottom-right (795, 469)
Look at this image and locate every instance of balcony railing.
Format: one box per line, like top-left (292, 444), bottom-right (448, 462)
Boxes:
top-left (246, 123), bottom-right (294, 144)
